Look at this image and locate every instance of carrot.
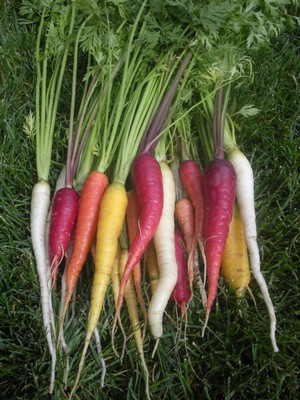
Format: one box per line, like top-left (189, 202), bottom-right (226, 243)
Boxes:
top-left (71, 15), bottom-right (183, 395)
top-left (175, 199), bottom-right (195, 252)
top-left (201, 86), bottom-right (237, 334)
top-left (118, 249), bottom-right (150, 400)
top-left (111, 245), bottom-right (127, 360)
top-left (29, 4), bottom-right (76, 392)
top-left (198, 60), bottom-right (278, 350)
top-left (221, 203), bottom-right (250, 297)
top-left (178, 160), bottom-right (206, 280)
top-left (171, 230), bottom-right (192, 316)
top-left (203, 158), bottom-right (236, 332)
top-left (126, 190), bottom-right (148, 333)
top-left (58, 171), bottom-right (108, 343)
top-left (48, 14), bottom-right (105, 291)
top-left (116, 153), bottom-right (163, 322)
top-left (69, 182), bottom-right (128, 399)
top-left (92, 327), bottom-right (106, 389)
top-left (148, 161), bottom-right (177, 338)
top-left (114, 51), bottom-right (192, 324)
top-left (145, 239), bottom-right (160, 294)
top-left (31, 180), bottom-right (56, 392)
top-left (48, 187), bottom-right (79, 288)
top-left (226, 145), bottom-right (279, 352)
top-left (221, 109), bottom-right (279, 351)
top-left (59, 238), bottom-right (74, 389)
top-left (175, 198), bottom-right (196, 288)
top-left (45, 166), bottom-right (67, 333)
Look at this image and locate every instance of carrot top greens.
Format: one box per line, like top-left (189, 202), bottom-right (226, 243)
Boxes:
top-left (20, 2), bottom-right (76, 181)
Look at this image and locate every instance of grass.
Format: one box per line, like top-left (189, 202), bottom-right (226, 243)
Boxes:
top-left (0, 1), bottom-right (299, 399)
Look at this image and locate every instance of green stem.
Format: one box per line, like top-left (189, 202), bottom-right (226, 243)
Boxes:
top-left (40, 34), bottom-right (50, 160)
top-left (36, 3), bottom-right (76, 181)
top-left (213, 86), bottom-right (225, 159)
top-left (114, 72), bottom-right (163, 184)
top-left (35, 10), bottom-right (45, 180)
top-left (224, 114), bottom-right (237, 149)
top-left (66, 16), bottom-right (94, 187)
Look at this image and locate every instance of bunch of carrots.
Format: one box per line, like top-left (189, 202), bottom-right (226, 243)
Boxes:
top-left (23, 0), bottom-right (284, 398)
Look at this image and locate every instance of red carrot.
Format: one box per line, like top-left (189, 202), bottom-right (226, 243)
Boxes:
top-left (48, 187), bottom-right (79, 288)
top-left (171, 230), bottom-right (192, 316)
top-left (116, 153), bottom-right (163, 318)
top-left (126, 190), bottom-right (148, 332)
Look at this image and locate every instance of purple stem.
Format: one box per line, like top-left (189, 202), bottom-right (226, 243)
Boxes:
top-left (140, 52), bottom-right (192, 155)
top-left (213, 86), bottom-right (225, 160)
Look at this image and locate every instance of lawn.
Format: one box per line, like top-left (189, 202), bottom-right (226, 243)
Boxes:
top-left (0, 1), bottom-right (299, 399)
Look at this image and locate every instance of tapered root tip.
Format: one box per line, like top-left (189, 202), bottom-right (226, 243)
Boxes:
top-left (57, 301), bottom-right (69, 349)
top-left (271, 321), bottom-right (279, 353)
top-left (69, 336), bottom-right (91, 399)
top-left (201, 309), bottom-right (210, 338)
top-left (180, 302), bottom-right (187, 317)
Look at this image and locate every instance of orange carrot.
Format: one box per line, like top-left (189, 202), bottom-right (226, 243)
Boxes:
top-left (175, 198), bottom-right (196, 288)
top-left (178, 160), bottom-right (205, 259)
top-left (58, 170), bottom-right (108, 343)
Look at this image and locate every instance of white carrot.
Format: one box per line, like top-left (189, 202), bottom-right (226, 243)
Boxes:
top-left (148, 161), bottom-right (178, 338)
top-left (28, 3), bottom-right (76, 392)
top-left (227, 146), bottom-right (279, 352)
top-left (31, 180), bottom-right (56, 392)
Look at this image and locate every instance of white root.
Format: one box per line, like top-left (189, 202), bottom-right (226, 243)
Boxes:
top-left (31, 180), bottom-right (57, 393)
top-left (149, 161), bottom-right (177, 338)
top-left (93, 328), bottom-right (107, 389)
top-left (228, 147), bottom-right (279, 352)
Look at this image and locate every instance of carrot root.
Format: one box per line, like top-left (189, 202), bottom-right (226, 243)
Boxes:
top-left (31, 180), bottom-right (56, 393)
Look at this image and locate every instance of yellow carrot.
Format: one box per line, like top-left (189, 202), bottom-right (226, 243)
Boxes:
top-left (111, 245), bottom-right (127, 359)
top-left (69, 182), bottom-right (127, 399)
top-left (221, 203), bottom-right (250, 297)
top-left (119, 249), bottom-right (150, 400)
top-left (145, 239), bottom-right (160, 294)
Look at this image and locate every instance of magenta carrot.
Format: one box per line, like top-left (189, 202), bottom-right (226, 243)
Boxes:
top-left (201, 86), bottom-right (237, 334)
top-left (203, 158), bottom-right (236, 330)
top-left (171, 229), bottom-right (192, 316)
top-left (116, 153), bottom-right (163, 318)
top-left (48, 187), bottom-right (79, 288)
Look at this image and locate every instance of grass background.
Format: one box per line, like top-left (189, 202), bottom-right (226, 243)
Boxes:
top-left (0, 1), bottom-right (299, 399)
